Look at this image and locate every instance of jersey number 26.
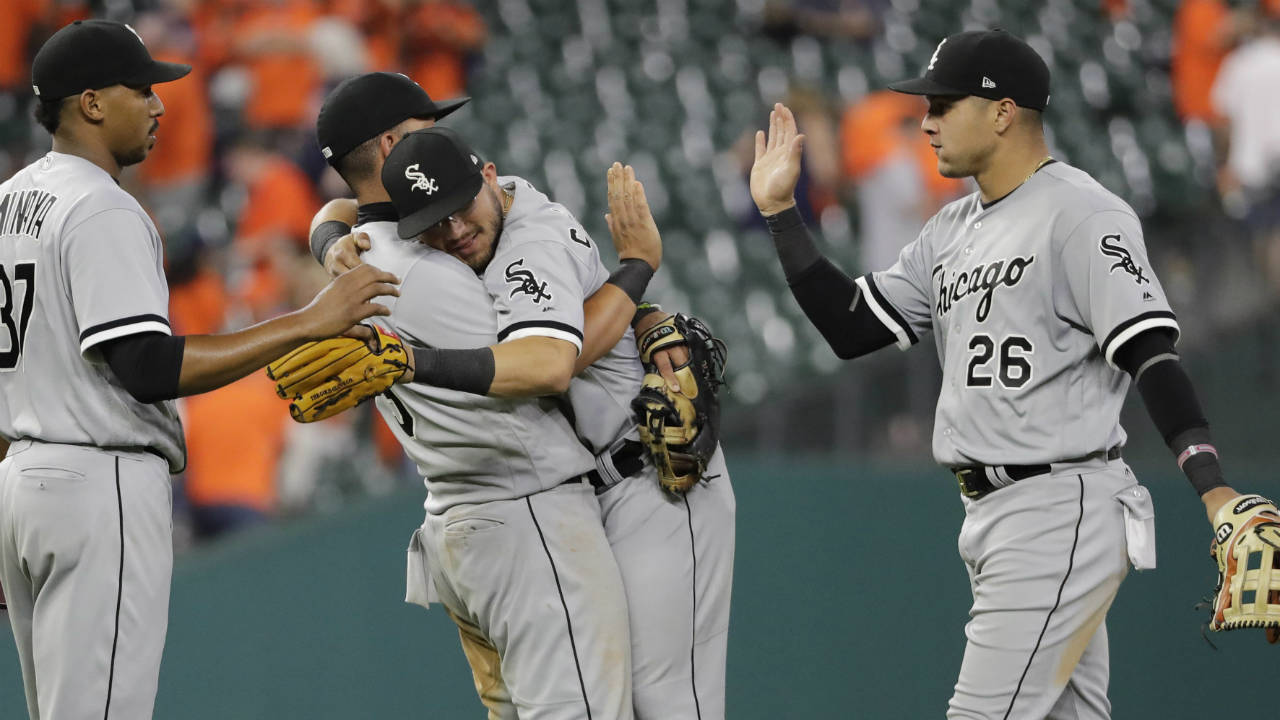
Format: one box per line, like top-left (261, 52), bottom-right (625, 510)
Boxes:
top-left (966, 333), bottom-right (1033, 389)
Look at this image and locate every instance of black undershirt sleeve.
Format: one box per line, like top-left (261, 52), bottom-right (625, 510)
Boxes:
top-left (100, 333), bottom-right (186, 404)
top-left (1114, 328), bottom-right (1226, 495)
top-left (310, 220), bottom-right (352, 265)
top-left (412, 346), bottom-right (496, 396)
top-left (765, 206), bottom-right (897, 359)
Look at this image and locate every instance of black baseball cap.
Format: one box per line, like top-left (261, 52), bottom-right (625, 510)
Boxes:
top-left (889, 29), bottom-right (1050, 111)
top-left (31, 20), bottom-right (191, 101)
top-left (316, 72), bottom-right (469, 166)
top-left (381, 127), bottom-right (485, 239)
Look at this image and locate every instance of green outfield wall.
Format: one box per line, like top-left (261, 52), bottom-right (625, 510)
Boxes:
top-left (3, 454), bottom-right (1277, 718)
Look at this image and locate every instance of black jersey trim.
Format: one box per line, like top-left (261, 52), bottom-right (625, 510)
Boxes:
top-left (1099, 311), bottom-right (1179, 368)
top-left (104, 457), bottom-right (124, 720)
top-left (356, 202), bottom-right (398, 225)
top-left (1003, 473), bottom-right (1084, 720)
top-left (858, 276), bottom-right (918, 348)
top-left (526, 496), bottom-right (593, 719)
top-left (80, 314), bottom-right (171, 352)
top-left (497, 320), bottom-right (584, 344)
top-left (683, 495), bottom-right (704, 719)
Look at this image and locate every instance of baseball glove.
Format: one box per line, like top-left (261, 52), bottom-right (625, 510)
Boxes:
top-left (630, 313), bottom-right (727, 494)
top-left (1207, 494), bottom-right (1280, 638)
top-left (267, 325), bottom-right (411, 423)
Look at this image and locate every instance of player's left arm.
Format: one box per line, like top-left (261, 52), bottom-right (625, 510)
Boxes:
top-left (1059, 209), bottom-right (1241, 520)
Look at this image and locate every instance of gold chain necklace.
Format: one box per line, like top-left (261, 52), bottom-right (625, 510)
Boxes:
top-left (501, 188), bottom-right (513, 216)
top-left (1024, 156), bottom-right (1053, 185)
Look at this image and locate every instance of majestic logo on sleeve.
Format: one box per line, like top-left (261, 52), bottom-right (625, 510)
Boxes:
top-left (504, 258), bottom-right (552, 304)
top-left (1099, 234), bottom-right (1149, 284)
top-left (933, 255), bottom-right (1036, 322)
top-left (404, 164), bottom-right (438, 194)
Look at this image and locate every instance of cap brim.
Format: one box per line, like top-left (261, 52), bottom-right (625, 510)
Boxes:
top-left (124, 60), bottom-right (192, 88)
top-left (428, 96), bottom-right (470, 121)
top-left (396, 173), bottom-right (485, 239)
top-left (887, 76), bottom-right (966, 97)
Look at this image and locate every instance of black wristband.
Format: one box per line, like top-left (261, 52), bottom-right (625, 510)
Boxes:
top-left (606, 258), bottom-right (655, 305)
top-left (1168, 426), bottom-right (1227, 496)
top-left (412, 346), bottom-right (496, 396)
top-left (310, 220), bottom-right (352, 265)
top-left (764, 206), bottom-right (823, 283)
top-left (632, 302), bottom-right (662, 329)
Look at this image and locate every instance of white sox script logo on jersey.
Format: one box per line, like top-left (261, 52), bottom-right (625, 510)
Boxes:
top-left (933, 255), bottom-right (1036, 322)
top-left (404, 164), bottom-right (438, 194)
top-left (1098, 234), bottom-right (1149, 284)
top-left (504, 258), bottom-right (552, 304)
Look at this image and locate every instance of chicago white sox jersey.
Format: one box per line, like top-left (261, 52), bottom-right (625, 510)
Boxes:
top-left (0, 152), bottom-right (184, 471)
top-left (485, 176), bottom-right (643, 455)
top-left (355, 215), bottom-right (596, 513)
top-left (861, 161), bottom-right (1179, 467)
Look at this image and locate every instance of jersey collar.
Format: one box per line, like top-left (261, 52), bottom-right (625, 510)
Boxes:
top-left (356, 201), bottom-right (398, 225)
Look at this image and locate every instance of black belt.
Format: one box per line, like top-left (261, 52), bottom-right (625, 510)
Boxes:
top-left (585, 439), bottom-right (646, 490)
top-left (952, 447), bottom-right (1122, 500)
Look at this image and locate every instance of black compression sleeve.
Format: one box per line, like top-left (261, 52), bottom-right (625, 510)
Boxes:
top-left (310, 220), bottom-right (351, 265)
top-left (788, 259), bottom-right (898, 359)
top-left (765, 206), bottom-right (823, 282)
top-left (412, 346), bottom-right (496, 396)
top-left (606, 258), bottom-right (654, 304)
top-left (1116, 328), bottom-right (1226, 495)
top-left (100, 333), bottom-right (186, 403)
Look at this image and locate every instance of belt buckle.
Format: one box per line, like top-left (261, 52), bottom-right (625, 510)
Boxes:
top-left (955, 468), bottom-right (983, 499)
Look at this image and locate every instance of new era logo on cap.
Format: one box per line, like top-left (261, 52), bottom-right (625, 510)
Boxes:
top-left (982, 76), bottom-right (997, 88)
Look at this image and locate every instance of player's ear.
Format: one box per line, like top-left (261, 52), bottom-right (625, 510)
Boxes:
top-left (992, 98), bottom-right (1017, 135)
top-left (378, 131), bottom-right (398, 160)
top-left (481, 162), bottom-right (498, 182)
top-left (77, 89), bottom-right (106, 123)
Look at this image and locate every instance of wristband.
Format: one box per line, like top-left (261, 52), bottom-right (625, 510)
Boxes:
top-left (412, 346), bottom-right (495, 396)
top-left (310, 220), bottom-right (352, 265)
top-left (632, 302), bottom-right (662, 328)
top-left (1177, 443), bottom-right (1218, 470)
top-left (606, 258), bottom-right (655, 305)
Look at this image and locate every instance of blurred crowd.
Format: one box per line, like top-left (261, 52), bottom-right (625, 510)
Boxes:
top-left (3, 0), bottom-right (1279, 544)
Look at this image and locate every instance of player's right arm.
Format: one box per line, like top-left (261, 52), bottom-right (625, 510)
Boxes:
top-left (310, 198), bottom-right (370, 275)
top-left (102, 264), bottom-right (399, 402)
top-left (751, 102), bottom-right (906, 359)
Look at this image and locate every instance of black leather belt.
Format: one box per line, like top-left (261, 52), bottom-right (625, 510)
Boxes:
top-left (586, 439), bottom-right (645, 489)
top-left (952, 447), bottom-right (1122, 500)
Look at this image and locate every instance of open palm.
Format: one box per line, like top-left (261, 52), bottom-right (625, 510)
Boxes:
top-left (749, 103), bottom-right (806, 216)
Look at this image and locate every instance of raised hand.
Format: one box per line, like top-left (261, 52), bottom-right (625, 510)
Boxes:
top-left (605, 162), bottom-right (661, 271)
top-left (750, 103), bottom-right (806, 216)
top-left (297, 263), bottom-right (399, 340)
top-left (324, 231), bottom-right (372, 278)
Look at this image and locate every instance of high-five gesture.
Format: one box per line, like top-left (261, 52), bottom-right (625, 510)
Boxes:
top-left (750, 103), bottom-right (806, 216)
top-left (605, 162), bottom-right (662, 271)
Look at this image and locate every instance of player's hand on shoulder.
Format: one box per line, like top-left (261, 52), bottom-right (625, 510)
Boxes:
top-left (750, 102), bottom-right (805, 217)
top-left (324, 231), bottom-right (372, 278)
top-left (605, 162), bottom-right (661, 271)
top-left (298, 263), bottom-right (400, 340)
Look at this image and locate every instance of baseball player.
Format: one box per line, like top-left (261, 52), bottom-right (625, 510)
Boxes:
top-left (377, 127), bottom-right (737, 720)
top-left (0, 21), bottom-right (398, 720)
top-left (306, 72), bottom-right (663, 718)
top-left (750, 29), bottom-right (1268, 719)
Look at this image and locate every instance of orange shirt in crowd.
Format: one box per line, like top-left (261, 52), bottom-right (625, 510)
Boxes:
top-left (232, 0), bottom-right (321, 129)
top-left (236, 156), bottom-right (321, 251)
top-left (329, 0), bottom-right (398, 72)
top-left (182, 373), bottom-right (289, 512)
top-left (169, 266), bottom-right (229, 337)
top-left (140, 51), bottom-right (212, 186)
top-left (840, 91), bottom-right (962, 202)
top-left (404, 0), bottom-right (486, 100)
top-left (0, 0), bottom-right (48, 89)
top-left (1171, 0), bottom-right (1231, 122)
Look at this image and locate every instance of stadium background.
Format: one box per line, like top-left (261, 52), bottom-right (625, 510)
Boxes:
top-left (3, 0), bottom-right (1280, 715)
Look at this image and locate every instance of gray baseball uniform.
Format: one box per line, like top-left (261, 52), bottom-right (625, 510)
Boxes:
top-left (354, 212), bottom-right (634, 720)
top-left (485, 177), bottom-right (736, 719)
top-left (0, 152), bottom-right (181, 719)
top-left (861, 161), bottom-right (1166, 718)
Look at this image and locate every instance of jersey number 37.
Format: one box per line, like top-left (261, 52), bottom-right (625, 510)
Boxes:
top-left (0, 261), bottom-right (35, 371)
